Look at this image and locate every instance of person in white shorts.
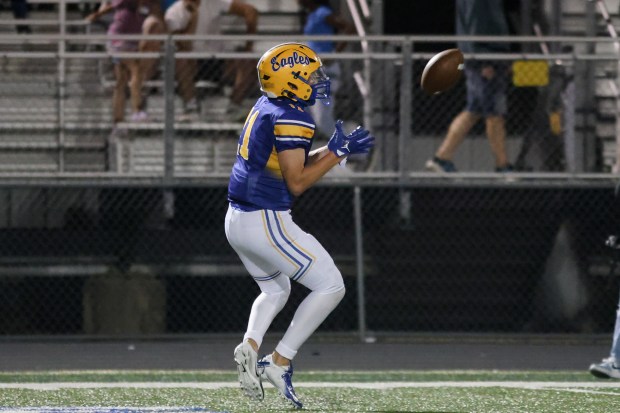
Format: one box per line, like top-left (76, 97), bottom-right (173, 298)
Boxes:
top-left (164, 0), bottom-right (201, 119)
top-left (193, 0), bottom-right (258, 120)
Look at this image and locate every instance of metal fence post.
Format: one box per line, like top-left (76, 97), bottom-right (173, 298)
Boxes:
top-left (57, 0), bottom-right (67, 172)
top-left (579, 1), bottom-right (597, 171)
top-left (163, 36), bottom-right (176, 180)
top-left (399, 38), bottom-right (412, 176)
top-left (353, 185), bottom-right (367, 341)
top-left (162, 36), bottom-right (176, 218)
top-left (398, 39), bottom-right (412, 223)
top-left (563, 55), bottom-right (577, 173)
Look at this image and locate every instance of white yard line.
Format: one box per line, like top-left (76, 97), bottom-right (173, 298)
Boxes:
top-left (0, 409), bottom-right (221, 413)
top-left (1, 381), bottom-right (620, 390)
top-left (551, 388), bottom-right (620, 396)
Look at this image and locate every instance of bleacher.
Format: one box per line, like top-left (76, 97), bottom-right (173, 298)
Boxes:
top-left (561, 0), bottom-right (620, 171)
top-left (1, 0), bottom-right (619, 174)
top-left (0, 0), bottom-right (303, 173)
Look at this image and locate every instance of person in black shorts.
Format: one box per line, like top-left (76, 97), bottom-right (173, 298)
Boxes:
top-left (426, 0), bottom-right (513, 173)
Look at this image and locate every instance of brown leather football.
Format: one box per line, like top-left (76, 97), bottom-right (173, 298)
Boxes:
top-left (420, 48), bottom-right (464, 95)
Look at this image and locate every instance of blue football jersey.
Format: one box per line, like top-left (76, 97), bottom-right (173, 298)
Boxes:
top-left (228, 96), bottom-right (316, 211)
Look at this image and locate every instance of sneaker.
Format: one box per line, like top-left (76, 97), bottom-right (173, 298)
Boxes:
top-left (130, 111), bottom-right (149, 122)
top-left (425, 156), bottom-right (457, 172)
top-left (258, 354), bottom-right (302, 409)
top-left (495, 163), bottom-right (514, 173)
top-left (589, 357), bottom-right (620, 379)
top-left (233, 342), bottom-right (264, 401)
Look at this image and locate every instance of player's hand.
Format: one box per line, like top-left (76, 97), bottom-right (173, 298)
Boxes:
top-left (347, 125), bottom-right (375, 155)
top-left (328, 120), bottom-right (375, 157)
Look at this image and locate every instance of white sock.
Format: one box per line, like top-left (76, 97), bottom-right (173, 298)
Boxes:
top-left (244, 290), bottom-right (289, 349)
top-left (275, 288), bottom-right (345, 360)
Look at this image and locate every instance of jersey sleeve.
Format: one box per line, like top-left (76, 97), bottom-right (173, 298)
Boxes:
top-left (273, 109), bottom-right (316, 152)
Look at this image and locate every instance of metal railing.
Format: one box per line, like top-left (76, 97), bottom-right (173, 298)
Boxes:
top-left (1, 33), bottom-right (620, 176)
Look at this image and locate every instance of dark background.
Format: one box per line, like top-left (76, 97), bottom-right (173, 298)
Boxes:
top-left (0, 185), bottom-right (618, 337)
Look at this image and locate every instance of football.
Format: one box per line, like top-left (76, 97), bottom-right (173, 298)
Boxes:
top-left (420, 48), bottom-right (464, 95)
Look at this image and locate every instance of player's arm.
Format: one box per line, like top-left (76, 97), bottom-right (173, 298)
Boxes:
top-left (308, 145), bottom-right (331, 163)
top-left (85, 1), bottom-right (114, 22)
top-left (279, 148), bottom-right (342, 197)
top-left (280, 120), bottom-right (375, 195)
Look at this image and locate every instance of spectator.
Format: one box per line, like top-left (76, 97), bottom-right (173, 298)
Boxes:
top-left (86, 0), bottom-right (149, 124)
top-left (425, 0), bottom-right (513, 173)
top-left (299, 0), bottom-right (355, 138)
top-left (164, 0), bottom-right (201, 121)
top-left (513, 64), bottom-right (568, 172)
top-left (11, 0), bottom-right (31, 34)
top-left (193, 0), bottom-right (258, 121)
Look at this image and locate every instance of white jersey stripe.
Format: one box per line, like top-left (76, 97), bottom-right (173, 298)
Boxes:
top-left (275, 119), bottom-right (315, 129)
top-left (276, 137), bottom-right (311, 143)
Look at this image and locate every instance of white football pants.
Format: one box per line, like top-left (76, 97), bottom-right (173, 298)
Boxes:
top-left (225, 205), bottom-right (345, 360)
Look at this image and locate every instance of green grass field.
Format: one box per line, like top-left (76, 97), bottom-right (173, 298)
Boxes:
top-left (0, 370), bottom-right (619, 412)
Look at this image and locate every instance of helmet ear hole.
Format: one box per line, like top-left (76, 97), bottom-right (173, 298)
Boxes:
top-left (287, 82), bottom-right (298, 91)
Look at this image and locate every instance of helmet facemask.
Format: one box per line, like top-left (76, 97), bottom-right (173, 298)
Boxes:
top-left (306, 66), bottom-right (331, 106)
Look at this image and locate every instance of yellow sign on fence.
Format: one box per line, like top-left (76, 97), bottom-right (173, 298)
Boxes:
top-left (512, 60), bottom-right (549, 87)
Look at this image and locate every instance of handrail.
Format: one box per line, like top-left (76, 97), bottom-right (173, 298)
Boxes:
top-left (3, 33), bottom-right (620, 43)
top-left (0, 171), bottom-right (614, 185)
top-left (0, 49), bottom-right (611, 63)
top-left (356, 0), bottom-right (371, 20)
top-left (533, 23), bottom-right (550, 56)
top-left (344, 0), bottom-right (372, 172)
top-left (0, 19), bottom-right (89, 27)
top-left (345, 0), bottom-right (368, 52)
top-left (19, 0), bottom-right (99, 3)
top-left (593, 0), bottom-right (620, 55)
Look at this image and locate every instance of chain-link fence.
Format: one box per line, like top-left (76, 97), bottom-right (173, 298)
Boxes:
top-left (0, 179), bottom-right (619, 337)
top-left (3, 21), bottom-right (620, 338)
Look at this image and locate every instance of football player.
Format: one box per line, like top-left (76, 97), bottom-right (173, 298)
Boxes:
top-left (225, 42), bottom-right (374, 408)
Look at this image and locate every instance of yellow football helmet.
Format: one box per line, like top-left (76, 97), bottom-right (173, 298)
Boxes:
top-left (257, 42), bottom-right (331, 105)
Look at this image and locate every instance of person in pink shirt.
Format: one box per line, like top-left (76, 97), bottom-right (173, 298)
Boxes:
top-left (87, 0), bottom-right (148, 123)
